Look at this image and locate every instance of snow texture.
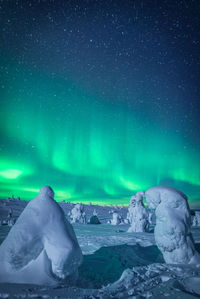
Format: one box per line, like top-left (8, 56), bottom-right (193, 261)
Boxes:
top-left (0, 262), bottom-right (200, 298)
top-left (177, 276), bottom-right (200, 295)
top-left (145, 186), bottom-right (200, 264)
top-left (98, 262), bottom-right (200, 298)
top-left (0, 186), bottom-right (83, 285)
top-left (148, 211), bottom-right (154, 224)
top-left (127, 191), bottom-right (149, 233)
top-left (69, 203), bottom-right (86, 224)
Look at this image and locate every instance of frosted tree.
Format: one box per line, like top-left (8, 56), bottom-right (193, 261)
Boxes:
top-left (0, 186), bottom-right (83, 285)
top-left (7, 207), bottom-right (14, 227)
top-left (109, 209), bottom-right (115, 215)
top-left (7, 207), bottom-right (13, 219)
top-left (88, 209), bottom-right (101, 224)
top-left (93, 209), bottom-right (98, 216)
top-left (127, 191), bottom-right (149, 232)
top-left (110, 211), bottom-right (123, 225)
top-left (145, 186), bottom-right (200, 264)
top-left (69, 203), bottom-right (86, 224)
top-left (148, 211), bottom-right (154, 224)
top-left (192, 211), bottom-right (200, 227)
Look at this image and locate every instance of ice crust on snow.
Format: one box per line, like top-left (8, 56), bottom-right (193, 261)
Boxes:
top-left (145, 186), bottom-right (200, 264)
top-left (127, 191), bottom-right (149, 233)
top-left (69, 203), bottom-right (86, 224)
top-left (0, 186), bottom-right (83, 285)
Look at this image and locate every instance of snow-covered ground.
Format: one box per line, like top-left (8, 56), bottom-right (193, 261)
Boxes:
top-left (75, 223), bottom-right (155, 254)
top-left (0, 198), bottom-right (200, 298)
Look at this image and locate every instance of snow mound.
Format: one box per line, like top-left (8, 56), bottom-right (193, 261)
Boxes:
top-left (145, 186), bottom-right (200, 264)
top-left (88, 215), bottom-right (101, 224)
top-left (0, 186), bottom-right (82, 285)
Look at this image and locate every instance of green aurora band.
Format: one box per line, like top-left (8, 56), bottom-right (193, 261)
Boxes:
top-left (0, 67), bottom-right (200, 206)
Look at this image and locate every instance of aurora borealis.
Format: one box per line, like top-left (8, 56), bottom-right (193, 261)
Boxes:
top-left (0, 1), bottom-right (200, 206)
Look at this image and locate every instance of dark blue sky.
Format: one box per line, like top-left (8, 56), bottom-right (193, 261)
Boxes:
top-left (0, 0), bottom-right (200, 206)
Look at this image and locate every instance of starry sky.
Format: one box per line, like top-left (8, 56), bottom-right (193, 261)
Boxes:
top-left (0, 0), bottom-right (200, 206)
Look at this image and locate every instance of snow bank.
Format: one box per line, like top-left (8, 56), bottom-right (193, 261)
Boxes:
top-left (127, 191), bottom-right (149, 233)
top-left (145, 186), bottom-right (200, 264)
top-left (0, 186), bottom-right (82, 285)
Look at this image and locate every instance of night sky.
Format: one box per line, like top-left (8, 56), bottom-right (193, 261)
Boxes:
top-left (0, 0), bottom-right (200, 207)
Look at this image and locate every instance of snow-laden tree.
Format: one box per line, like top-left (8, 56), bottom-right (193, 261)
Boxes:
top-left (69, 203), bottom-right (86, 224)
top-left (0, 186), bottom-right (83, 285)
top-left (110, 211), bottom-right (124, 225)
top-left (192, 211), bottom-right (200, 227)
top-left (127, 191), bottom-right (149, 232)
top-left (88, 210), bottom-right (101, 224)
top-left (145, 186), bottom-right (200, 264)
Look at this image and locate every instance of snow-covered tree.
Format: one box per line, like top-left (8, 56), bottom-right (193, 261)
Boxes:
top-left (110, 211), bottom-right (124, 225)
top-left (93, 209), bottom-right (98, 216)
top-left (145, 186), bottom-right (200, 264)
top-left (88, 211), bottom-right (101, 224)
top-left (192, 211), bottom-right (200, 227)
top-left (127, 191), bottom-right (149, 233)
top-left (69, 203), bottom-right (86, 224)
top-left (0, 186), bottom-right (83, 285)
